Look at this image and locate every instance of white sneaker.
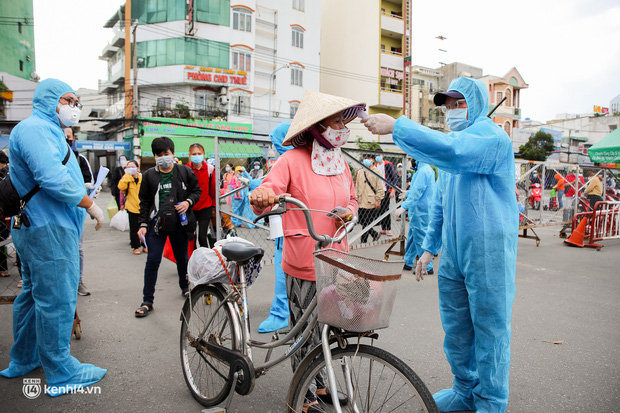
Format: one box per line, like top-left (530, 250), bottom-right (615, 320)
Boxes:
top-left (78, 281), bottom-right (91, 296)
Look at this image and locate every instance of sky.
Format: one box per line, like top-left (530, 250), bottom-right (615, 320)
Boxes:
top-left (31, 0), bottom-right (620, 123)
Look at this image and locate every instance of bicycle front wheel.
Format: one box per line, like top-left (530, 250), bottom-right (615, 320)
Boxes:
top-left (180, 284), bottom-right (239, 407)
top-left (288, 344), bottom-right (438, 413)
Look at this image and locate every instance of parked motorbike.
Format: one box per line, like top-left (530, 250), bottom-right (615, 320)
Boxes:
top-left (529, 183), bottom-right (542, 210)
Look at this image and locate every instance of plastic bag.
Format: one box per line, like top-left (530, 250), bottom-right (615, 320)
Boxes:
top-left (107, 198), bottom-right (118, 220)
top-left (109, 209), bottom-right (129, 231)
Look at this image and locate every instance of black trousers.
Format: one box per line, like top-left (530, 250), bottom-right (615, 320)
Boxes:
top-left (194, 207), bottom-right (213, 248)
top-left (358, 207), bottom-right (379, 242)
top-left (587, 195), bottom-right (604, 210)
top-left (379, 192), bottom-right (392, 231)
top-left (127, 211), bottom-right (142, 249)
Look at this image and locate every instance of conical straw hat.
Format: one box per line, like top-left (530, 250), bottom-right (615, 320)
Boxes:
top-left (282, 90), bottom-right (365, 146)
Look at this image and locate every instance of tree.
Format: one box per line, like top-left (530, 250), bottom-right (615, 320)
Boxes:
top-left (354, 136), bottom-right (380, 151)
top-left (519, 131), bottom-right (555, 161)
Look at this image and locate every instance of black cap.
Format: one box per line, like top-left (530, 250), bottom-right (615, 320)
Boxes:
top-left (433, 90), bottom-right (465, 106)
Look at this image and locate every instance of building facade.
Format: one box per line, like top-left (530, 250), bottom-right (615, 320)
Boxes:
top-left (320, 0), bottom-right (410, 144)
top-left (99, 0), bottom-right (321, 158)
top-left (0, 1), bottom-right (36, 82)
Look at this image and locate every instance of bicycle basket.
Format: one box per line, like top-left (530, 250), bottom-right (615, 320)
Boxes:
top-left (313, 249), bottom-right (402, 332)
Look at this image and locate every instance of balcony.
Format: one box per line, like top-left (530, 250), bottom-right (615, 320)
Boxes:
top-left (380, 12), bottom-right (404, 37)
top-left (380, 52), bottom-right (403, 71)
top-left (104, 98), bottom-right (125, 119)
top-left (489, 105), bottom-right (522, 120)
top-left (98, 79), bottom-right (118, 95)
top-left (109, 58), bottom-right (125, 85)
top-left (100, 43), bottom-right (119, 60)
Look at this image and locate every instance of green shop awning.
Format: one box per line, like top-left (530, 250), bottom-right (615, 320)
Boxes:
top-left (587, 128), bottom-right (620, 163)
top-left (140, 135), bottom-right (265, 158)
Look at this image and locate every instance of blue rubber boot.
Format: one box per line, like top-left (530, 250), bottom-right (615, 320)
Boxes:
top-left (46, 364), bottom-right (107, 397)
top-left (433, 388), bottom-right (476, 412)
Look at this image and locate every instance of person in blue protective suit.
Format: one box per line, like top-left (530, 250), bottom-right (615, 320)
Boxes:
top-left (1, 79), bottom-right (107, 396)
top-left (231, 166), bottom-right (258, 228)
top-left (395, 161), bottom-right (437, 273)
top-left (256, 122), bottom-right (293, 333)
top-left (362, 77), bottom-right (518, 413)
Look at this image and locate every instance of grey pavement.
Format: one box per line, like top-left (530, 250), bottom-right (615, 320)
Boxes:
top-left (1, 191), bottom-right (619, 412)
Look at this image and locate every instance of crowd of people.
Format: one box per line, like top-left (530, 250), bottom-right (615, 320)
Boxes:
top-left (1, 76), bottom-right (618, 413)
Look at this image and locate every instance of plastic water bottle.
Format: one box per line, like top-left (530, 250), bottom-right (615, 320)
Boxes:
top-left (178, 202), bottom-right (188, 226)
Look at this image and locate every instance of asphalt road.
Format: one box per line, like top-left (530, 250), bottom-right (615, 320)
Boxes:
top-left (1, 192), bottom-right (619, 412)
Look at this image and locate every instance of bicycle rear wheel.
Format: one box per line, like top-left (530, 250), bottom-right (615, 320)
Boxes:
top-left (288, 344), bottom-right (438, 413)
top-left (180, 284), bottom-right (238, 407)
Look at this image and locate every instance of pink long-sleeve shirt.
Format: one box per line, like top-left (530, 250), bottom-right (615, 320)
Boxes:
top-left (251, 146), bottom-right (358, 281)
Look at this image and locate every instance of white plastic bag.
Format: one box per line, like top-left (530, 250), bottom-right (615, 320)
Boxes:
top-left (109, 209), bottom-right (129, 232)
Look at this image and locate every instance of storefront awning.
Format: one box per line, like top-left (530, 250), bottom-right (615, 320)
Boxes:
top-left (140, 135), bottom-right (264, 158)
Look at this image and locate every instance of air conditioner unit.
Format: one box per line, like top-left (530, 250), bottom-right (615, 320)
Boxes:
top-left (219, 95), bottom-right (229, 106)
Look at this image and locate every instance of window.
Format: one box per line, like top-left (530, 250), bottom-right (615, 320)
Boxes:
top-left (232, 7), bottom-right (251, 31)
top-left (496, 91), bottom-right (502, 104)
top-left (135, 0), bottom-right (185, 24)
top-left (292, 26), bottom-right (304, 48)
top-left (232, 93), bottom-right (250, 116)
top-left (290, 101), bottom-right (299, 118)
top-left (291, 66), bottom-right (303, 86)
top-left (157, 97), bottom-right (171, 109)
top-left (232, 50), bottom-right (251, 71)
top-left (293, 0), bottom-right (304, 11)
top-left (18, 22), bottom-right (22, 33)
top-left (195, 0), bottom-right (230, 26)
top-left (195, 89), bottom-right (219, 116)
top-left (19, 60), bottom-right (23, 71)
top-left (137, 37), bottom-right (229, 68)
top-left (503, 121), bottom-right (511, 135)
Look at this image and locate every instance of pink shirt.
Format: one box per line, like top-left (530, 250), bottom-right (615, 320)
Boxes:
top-left (251, 146), bottom-right (358, 281)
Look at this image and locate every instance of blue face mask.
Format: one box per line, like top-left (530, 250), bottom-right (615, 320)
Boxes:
top-left (362, 159), bottom-right (373, 167)
top-left (375, 156), bottom-right (382, 163)
top-left (225, 166), bottom-right (231, 172)
top-left (446, 109), bottom-right (469, 131)
top-left (191, 155), bottom-right (204, 164)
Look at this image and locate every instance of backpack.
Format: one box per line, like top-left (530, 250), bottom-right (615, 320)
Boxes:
top-left (0, 146), bottom-right (71, 222)
top-left (154, 165), bottom-right (197, 237)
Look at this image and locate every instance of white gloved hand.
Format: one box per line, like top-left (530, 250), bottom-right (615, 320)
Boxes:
top-left (93, 186), bottom-right (102, 199)
top-left (85, 183), bottom-right (95, 190)
top-left (415, 251), bottom-right (433, 282)
top-left (394, 207), bottom-right (405, 216)
top-left (361, 113), bottom-right (397, 135)
top-left (86, 203), bottom-right (105, 230)
top-left (84, 183), bottom-right (102, 199)
top-left (239, 177), bottom-right (250, 185)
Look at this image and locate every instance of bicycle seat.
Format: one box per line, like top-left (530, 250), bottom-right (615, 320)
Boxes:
top-left (221, 242), bottom-right (264, 264)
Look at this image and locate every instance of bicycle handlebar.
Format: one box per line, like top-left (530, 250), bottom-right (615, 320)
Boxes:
top-left (253, 195), bottom-right (358, 246)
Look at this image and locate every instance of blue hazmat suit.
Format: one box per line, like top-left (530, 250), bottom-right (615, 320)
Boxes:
top-left (257, 122), bottom-right (292, 333)
top-left (392, 77), bottom-right (518, 413)
top-left (1, 79), bottom-right (107, 396)
top-left (401, 162), bottom-right (436, 271)
top-left (231, 169), bottom-right (258, 228)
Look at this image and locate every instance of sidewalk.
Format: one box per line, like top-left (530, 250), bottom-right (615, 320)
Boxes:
top-left (0, 191), bottom-right (619, 412)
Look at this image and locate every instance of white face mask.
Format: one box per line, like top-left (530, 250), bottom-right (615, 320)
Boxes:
top-left (57, 103), bottom-right (81, 127)
top-left (320, 127), bottom-right (350, 148)
top-left (125, 167), bottom-right (138, 175)
top-left (446, 108), bottom-right (468, 131)
top-left (155, 155), bottom-right (174, 169)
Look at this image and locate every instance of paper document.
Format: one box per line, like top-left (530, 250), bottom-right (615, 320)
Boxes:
top-left (89, 166), bottom-right (109, 199)
top-left (139, 232), bottom-right (148, 250)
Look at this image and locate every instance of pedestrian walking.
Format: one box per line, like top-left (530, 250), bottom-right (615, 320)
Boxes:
top-left (117, 159), bottom-right (145, 255)
top-left (186, 143), bottom-right (216, 248)
top-left (355, 153), bottom-right (384, 243)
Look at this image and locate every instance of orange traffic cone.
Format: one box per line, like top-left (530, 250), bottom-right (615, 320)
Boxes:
top-left (564, 217), bottom-right (588, 248)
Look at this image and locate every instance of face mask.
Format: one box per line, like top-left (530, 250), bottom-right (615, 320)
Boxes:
top-left (66, 139), bottom-right (76, 150)
top-left (362, 159), bottom-right (373, 167)
top-left (254, 165), bottom-right (260, 170)
top-left (397, 167), bottom-right (403, 173)
top-left (225, 166), bottom-right (231, 172)
top-left (446, 109), bottom-right (468, 131)
top-left (155, 155), bottom-right (174, 169)
top-left (375, 156), bottom-right (382, 163)
top-left (125, 167), bottom-right (138, 175)
top-left (57, 103), bottom-right (81, 127)
top-left (320, 127), bottom-right (350, 148)
top-left (190, 155), bottom-right (204, 164)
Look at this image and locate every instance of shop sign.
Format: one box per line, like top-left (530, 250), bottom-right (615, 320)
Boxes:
top-left (185, 66), bottom-right (248, 86)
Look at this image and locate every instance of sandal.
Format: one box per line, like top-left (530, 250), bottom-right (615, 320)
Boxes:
top-left (133, 249), bottom-right (141, 255)
top-left (17, 280), bottom-right (22, 288)
top-left (317, 388), bottom-right (349, 406)
top-left (303, 401), bottom-right (321, 413)
top-left (182, 289), bottom-right (189, 298)
top-left (135, 303), bottom-right (153, 318)
top-left (0, 271), bottom-right (10, 277)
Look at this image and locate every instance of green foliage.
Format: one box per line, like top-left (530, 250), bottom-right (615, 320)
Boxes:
top-left (354, 136), bottom-right (381, 151)
top-left (519, 131), bottom-right (555, 161)
top-left (174, 103), bottom-right (190, 119)
top-left (0, 80), bottom-right (9, 93)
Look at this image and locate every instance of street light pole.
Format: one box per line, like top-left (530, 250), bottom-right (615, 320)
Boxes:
top-left (268, 63), bottom-right (290, 133)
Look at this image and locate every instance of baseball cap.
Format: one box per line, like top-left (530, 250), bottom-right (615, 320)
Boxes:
top-left (433, 90), bottom-right (465, 106)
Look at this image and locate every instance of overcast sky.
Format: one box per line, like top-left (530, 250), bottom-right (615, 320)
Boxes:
top-left (32, 0), bottom-right (620, 123)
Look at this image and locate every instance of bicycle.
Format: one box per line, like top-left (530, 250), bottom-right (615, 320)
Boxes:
top-left (180, 195), bottom-right (439, 412)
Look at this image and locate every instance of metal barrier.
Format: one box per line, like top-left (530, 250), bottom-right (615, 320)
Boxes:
top-left (586, 201), bottom-right (620, 248)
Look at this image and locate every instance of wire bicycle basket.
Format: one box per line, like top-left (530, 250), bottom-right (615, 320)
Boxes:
top-left (314, 248), bottom-right (402, 333)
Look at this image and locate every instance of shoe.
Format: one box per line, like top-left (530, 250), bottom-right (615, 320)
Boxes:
top-left (135, 303), bottom-right (153, 318)
top-left (427, 269), bottom-right (434, 275)
top-left (403, 265), bottom-right (412, 271)
top-left (372, 232), bottom-right (381, 242)
top-left (78, 281), bottom-right (91, 296)
top-left (142, 247), bottom-right (148, 253)
top-left (385, 230), bottom-right (393, 237)
top-left (133, 249), bottom-right (141, 255)
top-left (316, 388), bottom-right (348, 406)
top-left (258, 315), bottom-right (289, 333)
top-left (379, 230), bottom-right (387, 235)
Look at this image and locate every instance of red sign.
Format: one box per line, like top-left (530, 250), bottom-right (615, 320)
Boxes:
top-left (187, 71), bottom-right (247, 85)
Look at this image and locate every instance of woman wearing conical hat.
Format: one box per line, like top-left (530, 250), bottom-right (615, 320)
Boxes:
top-left (250, 90), bottom-right (363, 411)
